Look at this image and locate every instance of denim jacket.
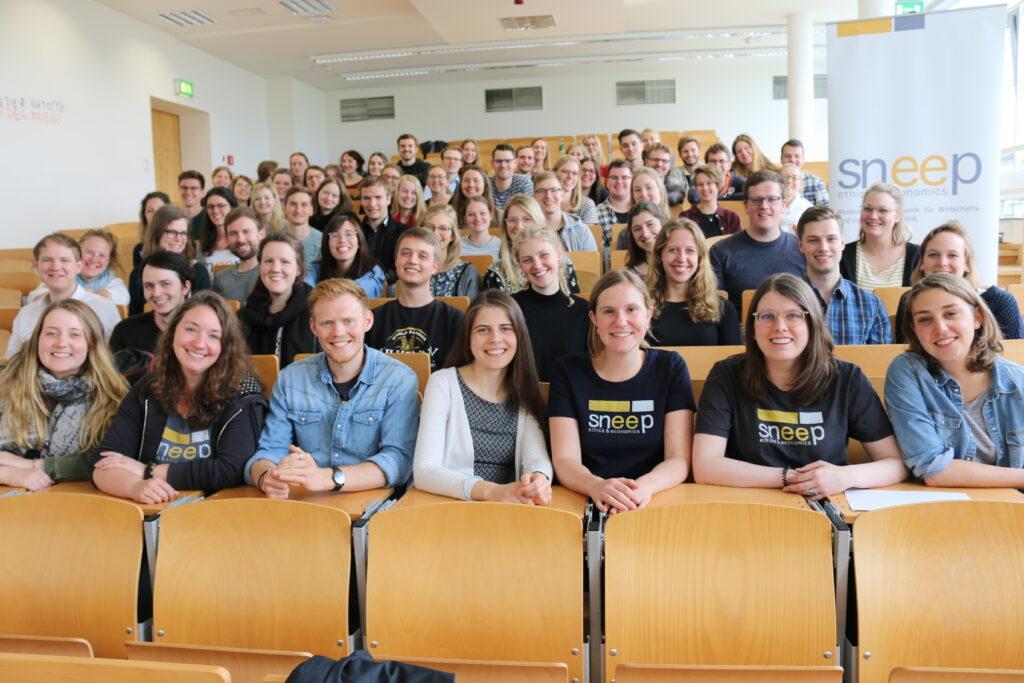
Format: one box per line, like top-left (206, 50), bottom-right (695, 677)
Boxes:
top-left (884, 352), bottom-right (1024, 478)
top-left (245, 347), bottom-right (419, 487)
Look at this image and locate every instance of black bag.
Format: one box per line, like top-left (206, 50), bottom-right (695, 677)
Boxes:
top-left (285, 650), bottom-right (454, 683)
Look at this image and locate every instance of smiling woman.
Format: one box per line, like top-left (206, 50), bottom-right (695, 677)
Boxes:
top-left (0, 300), bottom-right (127, 490)
top-left (237, 231), bottom-right (316, 368)
top-left (413, 290), bottom-right (552, 503)
top-left (91, 292), bottom-right (267, 502)
top-left (692, 273), bottom-right (907, 500)
top-left (549, 269), bottom-right (694, 513)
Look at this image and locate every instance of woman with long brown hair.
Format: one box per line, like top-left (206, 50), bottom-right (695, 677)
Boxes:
top-left (413, 290), bottom-right (551, 502)
top-left (693, 274), bottom-right (906, 499)
top-left (0, 300), bottom-right (127, 490)
top-left (92, 292), bottom-right (267, 501)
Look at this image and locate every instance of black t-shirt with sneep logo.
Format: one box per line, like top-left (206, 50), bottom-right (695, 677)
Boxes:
top-left (695, 355), bottom-right (893, 468)
top-left (547, 349), bottom-right (695, 480)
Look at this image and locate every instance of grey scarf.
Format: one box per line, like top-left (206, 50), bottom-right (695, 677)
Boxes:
top-left (0, 371), bottom-right (91, 457)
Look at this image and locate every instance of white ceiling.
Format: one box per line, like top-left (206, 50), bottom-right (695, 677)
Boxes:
top-left (97, 0), bottom-right (862, 89)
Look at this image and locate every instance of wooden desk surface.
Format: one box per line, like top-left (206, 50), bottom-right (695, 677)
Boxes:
top-left (208, 485), bottom-right (393, 518)
top-left (42, 481), bottom-right (203, 516)
top-left (830, 482), bottom-right (1024, 523)
top-left (394, 486), bottom-right (589, 520)
top-left (649, 483), bottom-right (813, 510)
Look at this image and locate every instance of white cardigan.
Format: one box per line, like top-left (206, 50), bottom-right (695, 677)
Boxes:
top-left (412, 367), bottom-right (553, 500)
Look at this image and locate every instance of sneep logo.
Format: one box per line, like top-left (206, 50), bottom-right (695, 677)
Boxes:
top-left (836, 152), bottom-right (981, 195)
top-left (757, 409), bottom-right (825, 447)
top-left (587, 399), bottom-right (655, 434)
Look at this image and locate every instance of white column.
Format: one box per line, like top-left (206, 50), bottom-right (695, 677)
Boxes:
top-left (859, 0), bottom-right (891, 19)
top-left (787, 11), bottom-right (814, 145)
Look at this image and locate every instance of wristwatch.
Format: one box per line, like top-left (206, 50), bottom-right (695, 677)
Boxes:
top-left (331, 466), bottom-right (346, 492)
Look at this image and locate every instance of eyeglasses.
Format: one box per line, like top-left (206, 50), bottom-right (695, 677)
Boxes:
top-left (163, 230), bottom-right (189, 240)
top-left (535, 187), bottom-right (562, 196)
top-left (492, 158), bottom-right (514, 165)
top-left (861, 205), bottom-right (893, 216)
top-left (328, 230), bottom-right (360, 241)
top-left (753, 310), bottom-right (808, 326)
top-left (747, 196), bottom-right (783, 206)
top-left (423, 223), bottom-right (453, 233)
top-left (647, 156), bottom-right (671, 165)
top-left (607, 174), bottom-right (632, 183)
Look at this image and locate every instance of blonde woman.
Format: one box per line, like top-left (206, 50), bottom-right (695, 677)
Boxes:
top-left (730, 133), bottom-right (781, 177)
top-left (511, 225), bottom-right (589, 381)
top-left (0, 300), bottom-right (128, 490)
top-left (391, 174), bottom-right (427, 227)
top-left (423, 205), bottom-right (479, 298)
top-left (584, 134), bottom-right (607, 176)
top-left (251, 181), bottom-right (286, 232)
top-left (614, 168), bottom-right (671, 249)
top-left (554, 155), bottom-right (599, 223)
top-left (482, 194), bottom-right (581, 295)
top-left (839, 182), bottom-right (921, 290)
top-left (647, 218), bottom-right (740, 345)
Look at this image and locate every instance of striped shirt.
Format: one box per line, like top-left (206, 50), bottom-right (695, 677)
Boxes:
top-left (854, 242), bottom-right (906, 292)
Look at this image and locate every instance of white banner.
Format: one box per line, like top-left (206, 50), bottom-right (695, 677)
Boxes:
top-left (827, 7), bottom-right (1004, 283)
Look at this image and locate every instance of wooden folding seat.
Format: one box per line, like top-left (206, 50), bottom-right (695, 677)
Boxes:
top-left (610, 250), bottom-right (628, 270)
top-left (366, 502), bottom-right (584, 682)
top-left (873, 286), bottom-right (909, 318)
top-left (0, 652), bottom-right (229, 682)
top-left (0, 493), bottom-right (142, 658)
top-left (615, 664), bottom-right (842, 682)
top-left (832, 344), bottom-right (908, 377)
top-left (250, 354), bottom-right (279, 399)
top-left (0, 259), bottom-right (33, 273)
top-left (126, 641), bottom-right (310, 683)
top-left (152, 499), bottom-right (351, 659)
top-left (0, 306), bottom-right (18, 331)
top-left (460, 254), bottom-right (493, 277)
top-left (0, 634), bottom-right (93, 657)
top-left (659, 344), bottom-right (744, 401)
top-left (0, 272), bottom-right (40, 295)
top-left (856, 502), bottom-right (1024, 682)
top-left (398, 656), bottom-right (568, 681)
top-left (890, 668), bottom-right (1024, 681)
top-left (604, 503), bottom-right (836, 683)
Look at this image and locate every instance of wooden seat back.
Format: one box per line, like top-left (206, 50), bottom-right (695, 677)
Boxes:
top-left (604, 503), bottom-right (835, 681)
top-left (873, 286), bottom-right (909, 318)
top-left (459, 254), bottom-right (493, 276)
top-left (0, 634), bottom-right (93, 657)
top-left (0, 272), bottom-right (40, 295)
top-left (125, 641), bottom-right (310, 683)
top-left (890, 668), bottom-right (1024, 682)
top-left (366, 503), bottom-right (584, 681)
top-left (0, 493), bottom-right (142, 658)
top-left (855, 502), bottom-right (1024, 682)
top-left (153, 499), bottom-right (351, 657)
top-left (398, 657), bottom-right (568, 682)
top-left (250, 354), bottom-right (279, 399)
top-left (0, 652), bottom-right (229, 682)
top-left (0, 259), bottom-right (33, 273)
top-left (833, 344), bottom-right (908, 377)
top-left (659, 345), bottom-right (744, 402)
top-left (615, 664), bottom-right (843, 682)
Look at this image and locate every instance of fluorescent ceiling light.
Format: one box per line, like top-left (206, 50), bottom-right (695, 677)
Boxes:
top-left (158, 10), bottom-right (214, 27)
top-left (279, 0), bottom-right (336, 17)
top-left (313, 26), bottom-right (796, 65)
top-left (228, 8), bottom-right (265, 17)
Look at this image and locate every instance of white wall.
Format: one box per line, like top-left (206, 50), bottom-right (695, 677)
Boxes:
top-left (0, 0), bottom-right (270, 246)
top-left (324, 59), bottom-right (830, 165)
top-left (266, 77), bottom-right (328, 166)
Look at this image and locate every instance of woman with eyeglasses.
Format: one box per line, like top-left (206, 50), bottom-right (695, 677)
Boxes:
top-left (307, 213), bottom-right (385, 297)
top-left (423, 205), bottom-right (479, 299)
top-left (127, 205), bottom-right (211, 315)
top-left (839, 182), bottom-right (921, 291)
top-left (778, 163), bottom-right (812, 235)
top-left (693, 274), bottom-right (907, 500)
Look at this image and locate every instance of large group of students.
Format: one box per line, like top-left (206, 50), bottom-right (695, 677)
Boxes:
top-left (2, 127), bottom-right (1024, 506)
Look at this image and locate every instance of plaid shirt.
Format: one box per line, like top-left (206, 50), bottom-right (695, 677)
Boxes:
top-left (594, 201), bottom-right (622, 246)
top-left (808, 276), bottom-right (891, 345)
top-left (802, 172), bottom-right (830, 206)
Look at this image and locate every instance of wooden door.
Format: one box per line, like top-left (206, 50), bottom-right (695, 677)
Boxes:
top-left (151, 109), bottom-right (182, 197)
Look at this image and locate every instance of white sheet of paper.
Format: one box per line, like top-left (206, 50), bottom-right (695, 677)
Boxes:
top-left (845, 489), bottom-right (970, 511)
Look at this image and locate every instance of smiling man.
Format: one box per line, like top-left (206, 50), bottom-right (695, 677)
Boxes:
top-left (366, 228), bottom-right (464, 371)
top-left (396, 133), bottom-right (430, 186)
top-left (797, 206), bottom-right (890, 344)
top-left (709, 171), bottom-right (806, 310)
top-left (283, 186), bottom-right (321, 274)
top-left (110, 251), bottom-right (194, 355)
top-left (359, 176), bottom-right (408, 283)
top-left (213, 206), bottom-right (265, 302)
top-left (246, 278), bottom-right (419, 498)
top-left (6, 234), bottom-right (121, 356)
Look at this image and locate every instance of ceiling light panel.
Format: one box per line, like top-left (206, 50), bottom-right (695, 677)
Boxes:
top-left (279, 0), bottom-right (336, 16)
top-left (158, 10), bottom-right (215, 27)
top-left (228, 8), bottom-right (265, 17)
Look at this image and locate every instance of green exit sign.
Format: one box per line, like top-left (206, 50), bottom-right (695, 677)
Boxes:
top-left (174, 79), bottom-right (194, 98)
top-left (895, 1), bottom-right (924, 15)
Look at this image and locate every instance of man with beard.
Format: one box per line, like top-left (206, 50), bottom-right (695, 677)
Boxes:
top-left (213, 207), bottom-right (265, 301)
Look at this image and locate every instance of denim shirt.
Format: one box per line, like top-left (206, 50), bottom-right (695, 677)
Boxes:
top-left (884, 352), bottom-right (1024, 478)
top-left (245, 347), bottom-right (419, 486)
